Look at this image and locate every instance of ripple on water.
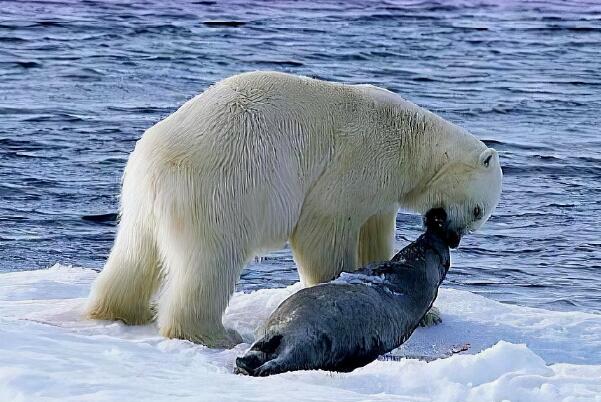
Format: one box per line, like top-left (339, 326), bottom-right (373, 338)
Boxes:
top-left (0, 0), bottom-right (600, 314)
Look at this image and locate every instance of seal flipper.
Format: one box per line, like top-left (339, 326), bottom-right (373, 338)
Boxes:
top-left (252, 357), bottom-right (289, 377)
top-left (235, 333), bottom-right (283, 376)
top-left (234, 350), bottom-right (265, 375)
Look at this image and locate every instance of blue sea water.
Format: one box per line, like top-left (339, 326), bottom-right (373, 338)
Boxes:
top-left (1, 0), bottom-right (600, 313)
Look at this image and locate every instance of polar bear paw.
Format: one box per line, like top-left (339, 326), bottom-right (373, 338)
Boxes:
top-left (419, 306), bottom-right (442, 327)
top-left (160, 323), bottom-right (243, 349)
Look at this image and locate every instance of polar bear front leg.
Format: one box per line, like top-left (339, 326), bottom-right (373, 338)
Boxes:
top-left (357, 210), bottom-right (397, 267)
top-left (290, 213), bottom-right (359, 286)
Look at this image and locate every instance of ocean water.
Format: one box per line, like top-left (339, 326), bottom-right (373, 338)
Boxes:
top-left (1, 0), bottom-right (600, 314)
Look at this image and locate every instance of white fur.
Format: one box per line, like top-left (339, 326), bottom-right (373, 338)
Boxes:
top-left (85, 71), bottom-right (502, 347)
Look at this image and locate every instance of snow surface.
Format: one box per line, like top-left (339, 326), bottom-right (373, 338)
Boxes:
top-left (1, 264), bottom-right (600, 402)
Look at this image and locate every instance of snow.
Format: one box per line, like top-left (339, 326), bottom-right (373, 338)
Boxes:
top-left (1, 264), bottom-right (600, 402)
top-left (334, 271), bottom-right (388, 286)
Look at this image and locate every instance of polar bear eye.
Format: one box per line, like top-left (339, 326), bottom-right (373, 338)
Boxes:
top-left (473, 205), bottom-right (482, 220)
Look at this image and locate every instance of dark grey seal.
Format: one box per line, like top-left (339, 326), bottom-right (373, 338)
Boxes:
top-left (235, 208), bottom-right (452, 376)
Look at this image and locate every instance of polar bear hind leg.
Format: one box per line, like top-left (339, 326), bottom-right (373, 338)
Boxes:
top-left (86, 218), bottom-right (161, 325)
top-left (155, 213), bottom-right (246, 348)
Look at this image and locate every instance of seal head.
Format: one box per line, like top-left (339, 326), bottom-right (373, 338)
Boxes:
top-left (423, 207), bottom-right (462, 249)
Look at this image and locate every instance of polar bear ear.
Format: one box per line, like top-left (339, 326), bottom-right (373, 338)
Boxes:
top-left (478, 148), bottom-right (497, 168)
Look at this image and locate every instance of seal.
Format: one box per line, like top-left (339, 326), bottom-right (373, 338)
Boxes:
top-left (235, 208), bottom-right (452, 376)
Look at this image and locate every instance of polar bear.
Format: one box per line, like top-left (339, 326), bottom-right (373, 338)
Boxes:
top-left (86, 71), bottom-right (502, 348)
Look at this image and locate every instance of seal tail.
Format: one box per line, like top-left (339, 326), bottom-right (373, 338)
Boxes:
top-left (235, 350), bottom-right (266, 375)
top-left (235, 334), bottom-right (283, 376)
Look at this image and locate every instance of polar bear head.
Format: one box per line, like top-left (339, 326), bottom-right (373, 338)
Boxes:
top-left (412, 147), bottom-right (502, 248)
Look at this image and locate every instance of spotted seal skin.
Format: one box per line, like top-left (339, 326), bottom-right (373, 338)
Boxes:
top-left (235, 208), bottom-right (451, 376)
